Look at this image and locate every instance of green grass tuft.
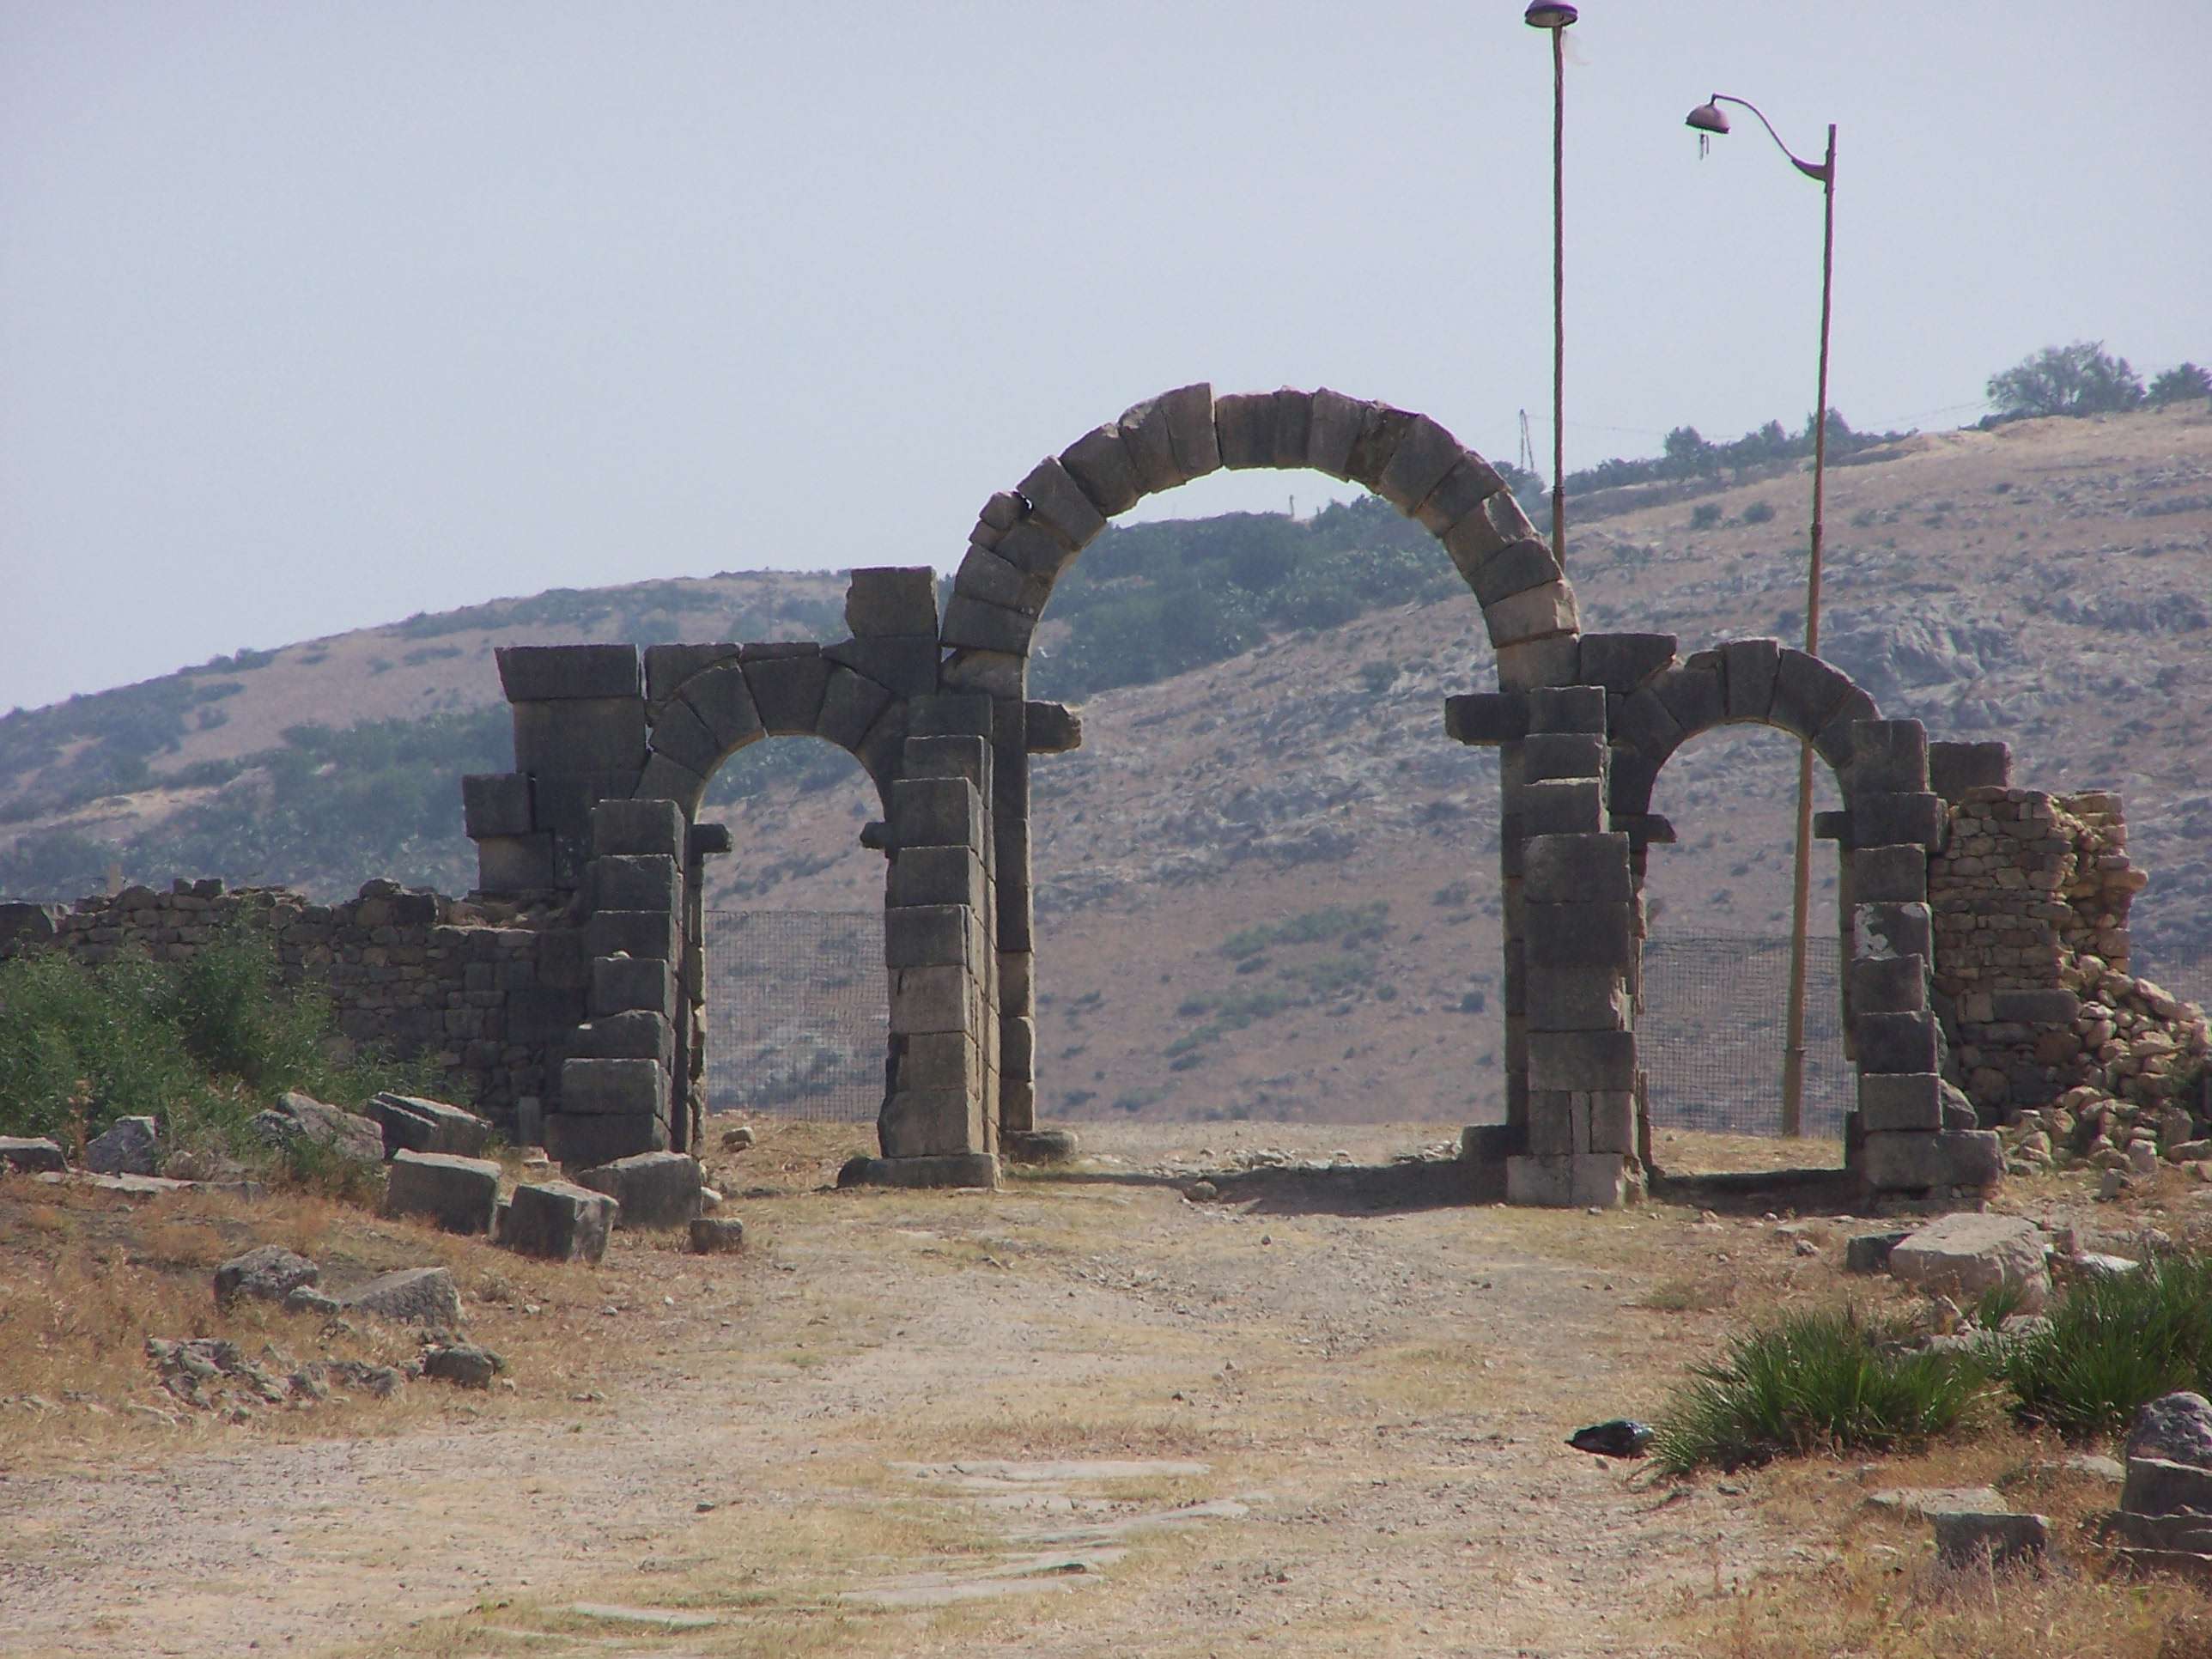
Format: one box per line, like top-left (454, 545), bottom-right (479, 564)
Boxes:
top-left (2001, 1253), bottom-right (2212, 1439)
top-left (1650, 1307), bottom-right (1992, 1474)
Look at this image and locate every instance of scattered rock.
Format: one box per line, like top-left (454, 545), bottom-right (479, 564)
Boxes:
top-left (1183, 1181), bottom-right (1218, 1203)
top-left (284, 1285), bottom-right (343, 1316)
top-left (86, 1116), bottom-right (159, 1176)
top-left (420, 1341), bottom-right (504, 1389)
top-left (1845, 1231), bottom-right (1911, 1274)
top-left (337, 1267), bottom-right (463, 1328)
top-left (2100, 1168), bottom-right (2133, 1200)
top-left (720, 1125), bottom-right (756, 1151)
top-left (687, 1216), bottom-right (746, 1255)
top-left (699, 1186), bottom-right (724, 1212)
top-left (2124, 1456), bottom-right (2212, 1517)
top-left (1003, 1128), bottom-right (1082, 1165)
top-left (382, 1150), bottom-right (502, 1235)
top-left (1887, 1212), bottom-right (2051, 1314)
top-left (1932, 1510), bottom-right (2047, 1571)
top-left (214, 1245), bottom-right (319, 1309)
top-left (576, 1151), bottom-right (702, 1230)
top-left (2127, 1392), bottom-right (2212, 1469)
top-left (502, 1179), bottom-right (617, 1263)
top-left (0, 1136), bottom-right (68, 1174)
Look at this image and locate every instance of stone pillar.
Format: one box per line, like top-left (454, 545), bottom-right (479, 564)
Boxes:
top-left (549, 798), bottom-right (686, 1166)
top-left (1504, 685), bottom-right (1642, 1208)
top-left (872, 726), bottom-right (1000, 1187)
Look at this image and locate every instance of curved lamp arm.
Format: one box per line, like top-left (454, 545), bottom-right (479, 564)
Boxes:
top-left (1688, 93), bottom-right (1832, 182)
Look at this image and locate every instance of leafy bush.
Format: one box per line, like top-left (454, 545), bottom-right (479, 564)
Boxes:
top-left (1690, 502), bottom-right (1723, 531)
top-left (0, 921), bottom-right (422, 1171)
top-left (1650, 1307), bottom-right (1991, 1474)
top-left (1987, 340), bottom-right (2146, 419)
top-left (1741, 500), bottom-right (1777, 524)
top-left (2149, 362), bottom-right (2212, 406)
top-left (2001, 1253), bottom-right (2212, 1439)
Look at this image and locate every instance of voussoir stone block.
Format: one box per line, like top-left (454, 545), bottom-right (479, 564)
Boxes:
top-left (647, 697), bottom-right (725, 779)
top-left (939, 593), bottom-right (1036, 656)
top-left (1413, 453), bottom-right (1508, 536)
top-left (1484, 580), bottom-right (1579, 647)
top-left (816, 666), bottom-right (896, 753)
top-left (1615, 686), bottom-right (1687, 758)
top-left (1017, 456), bottom-right (1109, 550)
top-left (1213, 391), bottom-right (1281, 470)
top-left (678, 663), bottom-right (766, 752)
top-left (1494, 635), bottom-right (1580, 691)
top-left (1721, 637), bottom-right (1782, 722)
top-left (1770, 648), bottom-right (1854, 738)
top-left (644, 643), bottom-right (739, 705)
top-left (1375, 413), bottom-right (1463, 512)
top-left (1655, 664), bottom-right (1727, 738)
top-left (743, 650), bottom-right (830, 735)
top-left (1577, 632), bottom-right (1678, 695)
top-left (1814, 687), bottom-right (1883, 771)
top-left (1059, 423), bottom-right (1142, 516)
top-left (1304, 386), bottom-right (1364, 479)
top-left (1163, 383), bottom-right (1220, 480)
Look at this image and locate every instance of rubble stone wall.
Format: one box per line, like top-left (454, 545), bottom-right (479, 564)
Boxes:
top-left (0, 879), bottom-right (584, 1128)
top-left (1931, 786), bottom-right (2209, 1124)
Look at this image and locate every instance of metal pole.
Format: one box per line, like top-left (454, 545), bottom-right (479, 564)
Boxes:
top-left (1779, 123), bottom-right (1837, 1139)
top-left (1550, 25), bottom-right (1566, 569)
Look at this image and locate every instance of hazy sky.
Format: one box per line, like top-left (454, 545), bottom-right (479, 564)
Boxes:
top-left (4, 1), bottom-right (2207, 713)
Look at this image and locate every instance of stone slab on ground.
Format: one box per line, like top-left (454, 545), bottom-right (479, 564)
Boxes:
top-left (86, 1116), bottom-right (159, 1176)
top-left (501, 1179), bottom-right (617, 1262)
top-left (333, 1267), bottom-right (464, 1328)
top-left (575, 1151), bottom-right (702, 1229)
top-left (265, 1092), bottom-right (386, 1164)
top-left (1887, 1212), bottom-right (2050, 1312)
top-left (382, 1150), bottom-right (502, 1235)
top-left (1844, 1230), bottom-right (1911, 1273)
top-left (1867, 1486), bottom-right (2006, 1517)
top-left (365, 1093), bottom-right (490, 1158)
top-left (688, 1216), bottom-right (745, 1254)
top-left (0, 1136), bottom-right (68, 1173)
top-left (215, 1245), bottom-right (319, 1308)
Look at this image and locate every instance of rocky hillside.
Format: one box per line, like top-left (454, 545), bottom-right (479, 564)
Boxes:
top-left (3, 406), bottom-right (2208, 1127)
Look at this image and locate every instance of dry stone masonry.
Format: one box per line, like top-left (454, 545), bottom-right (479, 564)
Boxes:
top-left (8, 384), bottom-right (2192, 1212)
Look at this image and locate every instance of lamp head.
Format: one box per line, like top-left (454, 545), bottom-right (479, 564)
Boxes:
top-left (1685, 99), bottom-right (1730, 135)
top-left (1524, 3), bottom-right (1578, 27)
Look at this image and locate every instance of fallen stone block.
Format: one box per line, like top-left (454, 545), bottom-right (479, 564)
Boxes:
top-left (1932, 1510), bottom-right (2047, 1571)
top-left (575, 1150), bottom-right (702, 1229)
top-left (1868, 1485), bottom-right (2006, 1517)
top-left (1844, 1230), bottom-right (1911, 1274)
top-left (502, 1179), bottom-right (617, 1263)
top-left (263, 1092), bottom-right (386, 1164)
top-left (2125, 1456), bottom-right (2212, 1517)
top-left (0, 1136), bottom-right (68, 1174)
top-left (382, 1150), bottom-right (502, 1235)
top-left (215, 1244), bottom-right (319, 1309)
top-left (366, 1093), bottom-right (490, 1158)
top-left (836, 1153), bottom-right (1000, 1190)
top-left (688, 1216), bottom-right (747, 1254)
top-left (1887, 1212), bottom-right (2050, 1312)
top-left (86, 1115), bottom-right (160, 1176)
top-left (337, 1266), bottom-right (464, 1328)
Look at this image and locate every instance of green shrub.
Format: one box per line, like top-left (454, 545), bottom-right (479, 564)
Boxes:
top-left (1650, 1307), bottom-right (1991, 1474)
top-left (1741, 500), bottom-right (1777, 524)
top-left (1690, 502), bottom-right (1724, 531)
top-left (2001, 1253), bottom-right (2212, 1439)
top-left (0, 921), bottom-right (424, 1171)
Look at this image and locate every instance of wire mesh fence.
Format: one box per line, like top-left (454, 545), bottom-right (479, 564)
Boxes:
top-left (2139, 944), bottom-right (2212, 1018)
top-left (1638, 934), bottom-right (1854, 1139)
top-left (702, 910), bottom-right (884, 1121)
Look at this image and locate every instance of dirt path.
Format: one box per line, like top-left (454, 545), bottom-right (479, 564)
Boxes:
top-left (3, 1124), bottom-right (1832, 1657)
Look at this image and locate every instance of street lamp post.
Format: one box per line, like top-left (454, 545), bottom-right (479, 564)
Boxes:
top-left (1526, 3), bottom-right (1577, 569)
top-left (1684, 93), bottom-right (1837, 1140)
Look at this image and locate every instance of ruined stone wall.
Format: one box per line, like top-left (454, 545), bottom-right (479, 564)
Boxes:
top-left (1931, 787), bottom-right (2209, 1122)
top-left (0, 878), bottom-right (586, 1128)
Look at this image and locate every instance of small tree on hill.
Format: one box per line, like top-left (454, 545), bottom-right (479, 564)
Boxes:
top-left (1986, 341), bottom-right (2146, 418)
top-left (2148, 362), bottom-right (2212, 406)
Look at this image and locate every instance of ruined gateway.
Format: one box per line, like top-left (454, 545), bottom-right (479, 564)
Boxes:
top-left (6, 386), bottom-right (2201, 1207)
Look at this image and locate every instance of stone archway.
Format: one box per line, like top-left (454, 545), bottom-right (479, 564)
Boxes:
top-left (933, 383), bottom-right (1581, 1164)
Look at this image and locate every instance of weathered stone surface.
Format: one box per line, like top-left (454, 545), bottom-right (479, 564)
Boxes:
top-left (266, 1093), bottom-right (385, 1164)
top-left (367, 1093), bottom-right (490, 1158)
top-left (502, 1179), bottom-right (617, 1262)
top-left (215, 1244), bottom-right (319, 1308)
top-left (688, 1215), bottom-right (747, 1254)
top-left (2128, 1394), bottom-right (2212, 1472)
top-left (1932, 1510), bottom-right (2047, 1570)
top-left (1444, 692), bottom-right (1529, 745)
top-left (461, 772), bottom-right (533, 838)
top-left (1844, 1230), bottom-right (1911, 1273)
top-left (339, 1266), bottom-right (464, 1328)
top-left (576, 1151), bottom-right (702, 1229)
top-left (545, 1110), bottom-right (668, 1166)
top-left (1857, 1011), bottom-right (1941, 1074)
top-left (2124, 1456), bottom-right (2212, 1518)
top-left (1888, 1212), bottom-right (2049, 1311)
top-left (496, 644), bottom-right (641, 702)
top-left (836, 1152), bottom-right (1000, 1189)
top-left (0, 1136), bottom-right (68, 1174)
top-left (1859, 1073), bottom-right (1943, 1133)
top-left (383, 1150), bottom-right (502, 1235)
top-left (1522, 833), bottom-right (1632, 903)
top-left (86, 1115), bottom-right (159, 1176)
top-left (422, 1341), bottom-right (504, 1389)
top-left (560, 1056), bottom-right (666, 1117)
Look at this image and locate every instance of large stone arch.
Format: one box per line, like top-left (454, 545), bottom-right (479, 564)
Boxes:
top-left (937, 384), bottom-right (1581, 1170)
top-left (938, 383), bottom-right (1579, 695)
